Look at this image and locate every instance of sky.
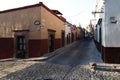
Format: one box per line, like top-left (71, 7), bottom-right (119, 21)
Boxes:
top-left (0, 0), bottom-right (96, 28)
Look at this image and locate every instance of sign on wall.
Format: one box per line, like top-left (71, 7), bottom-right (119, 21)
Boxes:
top-left (110, 17), bottom-right (117, 24)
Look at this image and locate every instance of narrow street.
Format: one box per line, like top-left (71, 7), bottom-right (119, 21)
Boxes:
top-left (1, 39), bottom-right (120, 80)
top-left (47, 38), bottom-right (103, 66)
top-left (1, 0), bottom-right (120, 80)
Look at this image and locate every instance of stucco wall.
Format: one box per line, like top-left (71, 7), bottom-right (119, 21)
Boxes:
top-left (65, 24), bottom-right (71, 37)
top-left (0, 4), bottom-right (65, 39)
top-left (96, 0), bottom-right (104, 12)
top-left (0, 3), bottom-right (66, 59)
top-left (97, 25), bottom-right (100, 42)
top-left (104, 0), bottom-right (120, 47)
top-left (0, 6), bottom-right (41, 39)
top-left (40, 6), bottom-right (65, 39)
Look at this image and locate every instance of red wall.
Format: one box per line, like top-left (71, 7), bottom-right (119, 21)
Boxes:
top-left (29, 39), bottom-right (61, 57)
top-left (28, 39), bottom-right (49, 57)
top-left (0, 38), bottom-right (14, 59)
top-left (55, 39), bottom-right (61, 49)
top-left (0, 38), bottom-right (62, 59)
top-left (40, 39), bottom-right (49, 55)
top-left (102, 47), bottom-right (120, 63)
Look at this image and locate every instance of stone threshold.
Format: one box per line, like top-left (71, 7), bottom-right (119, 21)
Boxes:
top-left (90, 63), bottom-right (120, 72)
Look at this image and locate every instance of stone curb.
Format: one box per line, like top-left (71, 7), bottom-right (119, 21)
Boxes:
top-left (90, 63), bottom-right (120, 72)
top-left (0, 53), bottom-right (58, 62)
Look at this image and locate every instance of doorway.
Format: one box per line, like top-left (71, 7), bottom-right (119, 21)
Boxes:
top-left (48, 29), bottom-right (56, 52)
top-left (16, 36), bottom-right (26, 58)
top-left (61, 31), bottom-right (65, 47)
top-left (71, 33), bottom-right (74, 42)
top-left (49, 34), bottom-right (55, 52)
top-left (14, 30), bottom-right (29, 58)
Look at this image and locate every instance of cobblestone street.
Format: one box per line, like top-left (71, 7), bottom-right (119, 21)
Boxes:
top-left (0, 0), bottom-right (120, 79)
top-left (0, 39), bottom-right (120, 80)
top-left (0, 61), bottom-right (72, 80)
top-left (1, 61), bottom-right (120, 80)
top-left (64, 64), bottom-right (120, 80)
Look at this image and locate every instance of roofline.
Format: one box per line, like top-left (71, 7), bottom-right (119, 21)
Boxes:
top-left (0, 2), bottom-right (66, 22)
top-left (52, 10), bottom-right (63, 15)
top-left (40, 2), bottom-right (66, 22)
top-left (0, 3), bottom-right (41, 14)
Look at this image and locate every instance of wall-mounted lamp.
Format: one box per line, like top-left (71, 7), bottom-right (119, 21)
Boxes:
top-left (34, 20), bottom-right (44, 32)
top-left (34, 20), bottom-right (41, 25)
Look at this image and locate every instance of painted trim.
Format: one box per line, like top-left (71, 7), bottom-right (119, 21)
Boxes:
top-left (29, 39), bottom-right (48, 57)
top-left (0, 38), bottom-right (62, 59)
top-left (102, 46), bottom-right (120, 63)
top-left (55, 38), bottom-right (61, 49)
top-left (0, 38), bottom-right (14, 59)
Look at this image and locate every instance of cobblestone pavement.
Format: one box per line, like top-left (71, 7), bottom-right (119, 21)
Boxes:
top-left (65, 64), bottom-right (120, 80)
top-left (47, 39), bottom-right (103, 66)
top-left (0, 61), bottom-right (120, 80)
top-left (0, 61), bottom-right (36, 78)
top-left (0, 61), bottom-right (72, 80)
top-left (0, 39), bottom-right (120, 80)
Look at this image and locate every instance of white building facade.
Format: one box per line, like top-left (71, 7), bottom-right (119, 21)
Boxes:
top-left (94, 0), bottom-right (120, 63)
top-left (65, 22), bottom-right (71, 45)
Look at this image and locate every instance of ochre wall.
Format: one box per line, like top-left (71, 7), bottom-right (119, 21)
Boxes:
top-left (0, 6), bottom-right (41, 39)
top-left (0, 6), bottom-right (42, 59)
top-left (0, 4), bottom-right (65, 59)
top-left (40, 6), bottom-right (65, 39)
top-left (0, 5), bottom-right (65, 40)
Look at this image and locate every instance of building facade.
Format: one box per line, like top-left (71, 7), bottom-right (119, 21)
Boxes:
top-left (94, 0), bottom-right (120, 63)
top-left (65, 22), bottom-right (72, 45)
top-left (0, 2), bottom-right (66, 59)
